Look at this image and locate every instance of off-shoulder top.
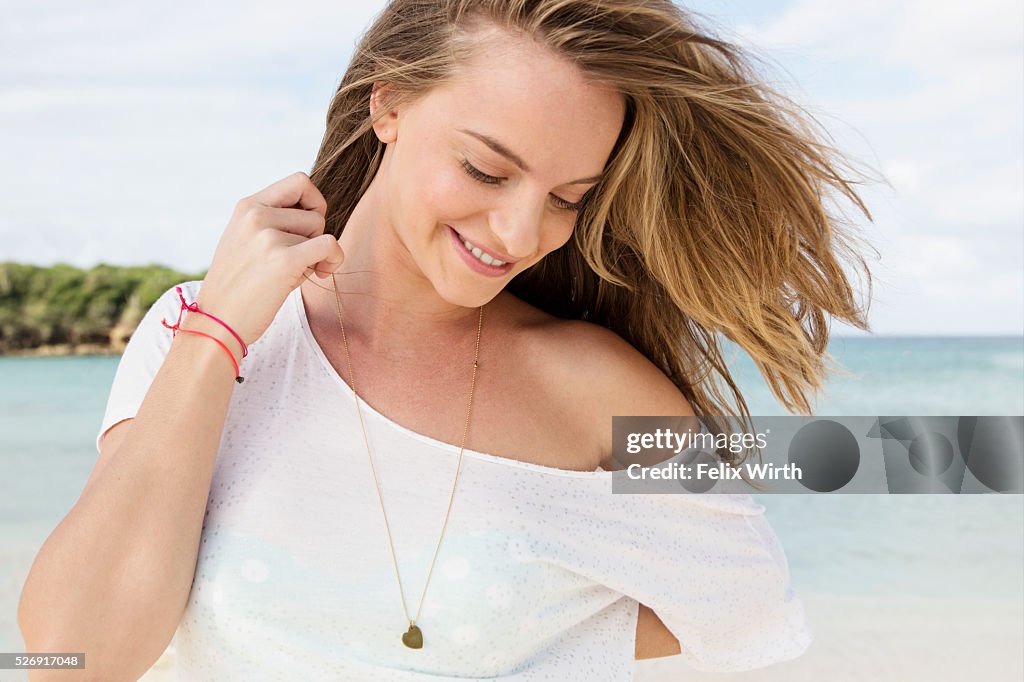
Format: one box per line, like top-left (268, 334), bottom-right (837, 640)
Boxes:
top-left (96, 280), bottom-right (813, 681)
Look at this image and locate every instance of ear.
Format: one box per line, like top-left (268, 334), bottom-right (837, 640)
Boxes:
top-left (370, 81), bottom-right (398, 144)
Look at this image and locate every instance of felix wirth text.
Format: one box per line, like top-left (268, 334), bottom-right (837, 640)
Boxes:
top-left (624, 428), bottom-right (802, 481)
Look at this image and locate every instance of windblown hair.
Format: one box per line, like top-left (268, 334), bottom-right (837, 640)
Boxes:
top-left (309, 0), bottom-right (874, 464)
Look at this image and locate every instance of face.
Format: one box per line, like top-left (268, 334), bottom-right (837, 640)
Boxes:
top-left (369, 26), bottom-right (626, 307)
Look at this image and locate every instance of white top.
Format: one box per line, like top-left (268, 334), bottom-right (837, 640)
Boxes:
top-left (96, 280), bottom-right (813, 681)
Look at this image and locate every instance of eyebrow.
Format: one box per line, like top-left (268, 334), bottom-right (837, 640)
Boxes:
top-left (456, 128), bottom-right (604, 185)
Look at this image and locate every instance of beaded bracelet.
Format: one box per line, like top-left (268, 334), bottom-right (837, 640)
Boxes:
top-left (161, 289), bottom-right (246, 384)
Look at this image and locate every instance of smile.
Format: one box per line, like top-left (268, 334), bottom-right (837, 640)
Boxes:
top-left (447, 225), bottom-right (516, 277)
top-left (459, 235), bottom-right (507, 266)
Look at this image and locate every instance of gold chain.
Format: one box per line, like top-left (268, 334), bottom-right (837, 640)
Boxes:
top-left (329, 271), bottom-right (484, 650)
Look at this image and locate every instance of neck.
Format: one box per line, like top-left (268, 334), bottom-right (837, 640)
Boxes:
top-left (310, 179), bottom-right (487, 358)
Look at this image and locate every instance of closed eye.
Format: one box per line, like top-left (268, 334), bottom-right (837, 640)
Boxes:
top-left (460, 159), bottom-right (586, 212)
top-left (460, 158), bottom-right (502, 185)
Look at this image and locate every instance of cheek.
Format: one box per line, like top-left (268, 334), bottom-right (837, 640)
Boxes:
top-left (391, 125), bottom-right (469, 220)
top-left (413, 163), bottom-right (477, 219)
top-left (539, 218), bottom-right (576, 255)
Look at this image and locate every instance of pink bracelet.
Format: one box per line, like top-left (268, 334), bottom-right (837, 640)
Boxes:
top-left (162, 321), bottom-right (245, 383)
top-left (170, 286), bottom-right (248, 358)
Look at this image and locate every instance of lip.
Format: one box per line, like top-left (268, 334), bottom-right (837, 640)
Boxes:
top-left (447, 225), bottom-right (516, 277)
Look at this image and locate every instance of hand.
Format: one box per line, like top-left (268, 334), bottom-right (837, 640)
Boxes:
top-left (194, 171), bottom-right (345, 347)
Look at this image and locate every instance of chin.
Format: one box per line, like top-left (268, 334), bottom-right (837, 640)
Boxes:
top-left (430, 271), bottom-right (507, 310)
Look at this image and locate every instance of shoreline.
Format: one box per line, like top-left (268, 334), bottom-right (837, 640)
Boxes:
top-left (0, 343), bottom-right (123, 358)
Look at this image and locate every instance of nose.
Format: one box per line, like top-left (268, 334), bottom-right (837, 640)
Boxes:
top-left (488, 196), bottom-right (544, 261)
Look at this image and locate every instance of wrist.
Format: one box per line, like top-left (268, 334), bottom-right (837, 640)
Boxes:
top-left (180, 311), bottom-right (245, 364)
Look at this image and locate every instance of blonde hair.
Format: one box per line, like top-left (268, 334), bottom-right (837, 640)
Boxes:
top-left (309, 0), bottom-right (874, 466)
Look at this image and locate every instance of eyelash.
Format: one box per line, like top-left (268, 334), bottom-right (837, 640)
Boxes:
top-left (460, 159), bottom-right (585, 212)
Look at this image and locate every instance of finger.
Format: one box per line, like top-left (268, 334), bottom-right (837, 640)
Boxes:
top-left (288, 234), bottom-right (345, 276)
top-left (309, 259), bottom-right (344, 279)
top-left (251, 171), bottom-right (327, 218)
top-left (251, 205), bottom-right (327, 240)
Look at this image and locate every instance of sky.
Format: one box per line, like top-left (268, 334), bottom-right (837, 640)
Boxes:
top-left (1, 0), bottom-right (1021, 335)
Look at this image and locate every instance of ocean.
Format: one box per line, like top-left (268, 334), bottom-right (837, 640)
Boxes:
top-left (1, 336), bottom-right (1022, 677)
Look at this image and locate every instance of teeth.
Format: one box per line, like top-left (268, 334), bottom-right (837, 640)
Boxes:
top-left (460, 235), bottom-right (506, 266)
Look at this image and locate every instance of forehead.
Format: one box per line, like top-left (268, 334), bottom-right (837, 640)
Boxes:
top-left (420, 27), bottom-right (625, 181)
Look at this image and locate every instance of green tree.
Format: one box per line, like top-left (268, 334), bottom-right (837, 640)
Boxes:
top-left (0, 262), bottom-right (206, 353)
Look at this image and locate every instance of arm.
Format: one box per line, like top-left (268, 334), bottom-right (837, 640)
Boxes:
top-left (551, 318), bottom-right (811, 670)
top-left (553, 320), bottom-right (697, 661)
top-left (17, 312), bottom-right (240, 681)
top-left (621, 353), bottom-right (694, 661)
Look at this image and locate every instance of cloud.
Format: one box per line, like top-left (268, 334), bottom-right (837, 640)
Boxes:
top-left (0, 1), bottom-right (386, 272)
top-left (1, 1), bottom-right (384, 78)
top-left (735, 0), bottom-right (1023, 334)
top-left (0, 0), bottom-right (1020, 334)
top-left (882, 159), bottom-right (923, 194)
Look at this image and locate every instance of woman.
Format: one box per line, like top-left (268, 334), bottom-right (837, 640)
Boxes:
top-left (19, 1), bottom-right (870, 679)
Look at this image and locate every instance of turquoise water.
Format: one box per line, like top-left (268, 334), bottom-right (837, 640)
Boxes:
top-left (727, 336), bottom-right (1024, 415)
top-left (1, 337), bottom-right (1022, 653)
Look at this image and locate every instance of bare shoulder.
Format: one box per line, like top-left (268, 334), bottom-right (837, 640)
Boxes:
top-left (499, 293), bottom-right (695, 469)
top-left (543, 317), bottom-right (695, 417)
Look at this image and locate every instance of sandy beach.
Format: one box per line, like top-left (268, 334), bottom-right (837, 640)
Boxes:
top-left (637, 592), bottom-right (1023, 681)
top-left (133, 592), bottom-right (1023, 681)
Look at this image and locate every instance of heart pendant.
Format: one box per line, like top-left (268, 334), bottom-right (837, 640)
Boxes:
top-left (401, 624), bottom-right (423, 649)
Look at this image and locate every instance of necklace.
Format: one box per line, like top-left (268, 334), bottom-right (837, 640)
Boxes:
top-left (329, 272), bottom-right (484, 650)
